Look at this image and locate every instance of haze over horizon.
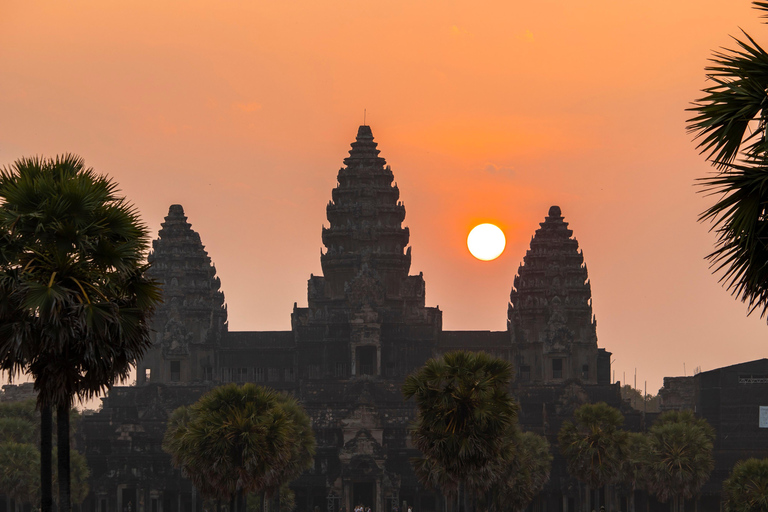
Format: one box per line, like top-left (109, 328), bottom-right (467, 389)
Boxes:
top-left (2, 0), bottom-right (767, 395)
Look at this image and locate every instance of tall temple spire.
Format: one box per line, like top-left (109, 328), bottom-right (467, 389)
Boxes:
top-left (508, 206), bottom-right (600, 384)
top-left (147, 205), bottom-right (227, 350)
top-left (320, 126), bottom-right (411, 297)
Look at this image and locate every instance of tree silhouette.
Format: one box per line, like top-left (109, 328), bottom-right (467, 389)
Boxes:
top-left (402, 351), bottom-right (518, 512)
top-left (645, 411), bottom-right (714, 512)
top-left (163, 383), bottom-right (315, 512)
top-left (0, 155), bottom-right (160, 512)
top-left (688, 1), bottom-right (768, 319)
top-left (723, 457), bottom-right (768, 512)
top-left (558, 402), bottom-right (628, 511)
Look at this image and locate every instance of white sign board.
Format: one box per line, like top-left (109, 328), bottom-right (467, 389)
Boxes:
top-left (760, 406), bottom-right (768, 428)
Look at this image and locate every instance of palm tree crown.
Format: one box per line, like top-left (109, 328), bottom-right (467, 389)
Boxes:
top-left (163, 383), bottom-right (315, 512)
top-left (402, 350), bottom-right (518, 500)
top-left (0, 154), bottom-right (160, 405)
top-left (688, 1), bottom-right (768, 319)
top-left (0, 154), bottom-right (161, 512)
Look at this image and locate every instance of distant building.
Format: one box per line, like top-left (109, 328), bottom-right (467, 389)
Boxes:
top-left (658, 359), bottom-right (768, 511)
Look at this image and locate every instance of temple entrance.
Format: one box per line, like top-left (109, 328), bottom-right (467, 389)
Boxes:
top-left (356, 346), bottom-right (376, 376)
top-left (121, 489), bottom-right (137, 512)
top-left (353, 482), bottom-right (375, 509)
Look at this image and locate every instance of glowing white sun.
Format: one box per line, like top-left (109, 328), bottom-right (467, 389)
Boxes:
top-left (467, 223), bottom-right (506, 261)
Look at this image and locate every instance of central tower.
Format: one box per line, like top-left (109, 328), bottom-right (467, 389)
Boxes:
top-left (292, 125), bottom-right (441, 380)
top-left (320, 124), bottom-right (412, 296)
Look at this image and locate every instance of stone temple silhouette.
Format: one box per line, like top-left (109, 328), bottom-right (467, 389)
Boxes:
top-left (81, 126), bottom-right (626, 512)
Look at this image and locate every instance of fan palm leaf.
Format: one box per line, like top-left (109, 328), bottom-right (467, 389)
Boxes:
top-left (687, 1), bottom-right (768, 319)
top-left (403, 351), bottom-right (518, 501)
top-left (723, 457), bottom-right (768, 512)
top-left (0, 154), bottom-right (161, 512)
top-left (163, 384), bottom-right (315, 511)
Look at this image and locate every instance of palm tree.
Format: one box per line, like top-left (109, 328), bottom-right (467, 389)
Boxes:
top-left (0, 155), bottom-right (161, 512)
top-left (645, 411), bottom-right (714, 512)
top-left (558, 402), bottom-right (628, 512)
top-left (619, 432), bottom-right (651, 512)
top-left (482, 431), bottom-right (552, 512)
top-left (402, 351), bottom-right (518, 512)
top-left (163, 383), bottom-right (315, 512)
top-left (687, 1), bottom-right (768, 319)
top-left (261, 394), bottom-right (316, 511)
top-left (723, 457), bottom-right (768, 512)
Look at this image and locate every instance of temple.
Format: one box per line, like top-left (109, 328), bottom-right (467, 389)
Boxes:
top-left (74, 125), bottom-right (760, 512)
top-left (508, 205), bottom-right (611, 386)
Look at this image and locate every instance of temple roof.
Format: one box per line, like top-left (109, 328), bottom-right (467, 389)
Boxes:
top-left (343, 125), bottom-right (386, 168)
top-left (148, 204), bottom-right (227, 343)
top-left (508, 206), bottom-right (596, 345)
top-left (320, 126), bottom-right (411, 289)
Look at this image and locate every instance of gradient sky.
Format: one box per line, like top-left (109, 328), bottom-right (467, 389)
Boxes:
top-left (1, 1), bottom-right (766, 395)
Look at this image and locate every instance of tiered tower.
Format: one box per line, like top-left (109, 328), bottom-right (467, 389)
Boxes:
top-left (508, 206), bottom-right (608, 385)
top-left (137, 204), bottom-right (227, 385)
top-left (292, 125), bottom-right (441, 380)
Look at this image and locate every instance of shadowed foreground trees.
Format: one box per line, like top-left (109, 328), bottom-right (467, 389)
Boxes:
top-left (723, 458), bottom-right (768, 512)
top-left (482, 431), bottom-right (552, 512)
top-left (0, 155), bottom-right (161, 512)
top-left (0, 399), bottom-right (90, 511)
top-left (645, 411), bottom-right (714, 512)
top-left (402, 351), bottom-right (521, 512)
top-left (558, 402), bottom-right (628, 512)
top-left (163, 383), bottom-right (315, 512)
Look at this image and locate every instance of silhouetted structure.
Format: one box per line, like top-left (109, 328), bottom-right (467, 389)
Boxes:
top-left (84, 126), bottom-right (746, 512)
top-left (658, 359), bottom-right (768, 511)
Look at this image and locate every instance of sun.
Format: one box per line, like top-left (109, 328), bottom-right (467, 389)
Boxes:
top-left (467, 223), bottom-right (506, 261)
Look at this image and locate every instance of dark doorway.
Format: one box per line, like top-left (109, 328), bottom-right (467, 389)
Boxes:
top-left (353, 482), bottom-right (375, 509)
top-left (357, 346), bottom-right (376, 376)
top-left (122, 489), bottom-right (137, 512)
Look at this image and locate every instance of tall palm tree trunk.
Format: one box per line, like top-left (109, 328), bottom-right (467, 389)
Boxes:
top-left (41, 405), bottom-right (53, 512)
top-left (57, 403), bottom-right (71, 512)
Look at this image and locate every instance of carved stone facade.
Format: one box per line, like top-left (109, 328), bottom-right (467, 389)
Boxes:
top-left (508, 205), bottom-right (609, 386)
top-left (138, 205), bottom-right (227, 385)
top-left (82, 126), bottom-right (622, 512)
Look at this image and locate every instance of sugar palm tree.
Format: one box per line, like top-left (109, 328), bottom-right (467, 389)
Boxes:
top-left (619, 432), bottom-right (652, 512)
top-left (261, 393), bottom-right (316, 512)
top-left (402, 351), bottom-right (518, 512)
top-left (558, 402), bottom-right (628, 512)
top-left (723, 457), bottom-right (768, 512)
top-left (645, 411), bottom-right (714, 512)
top-left (483, 431), bottom-right (552, 512)
top-left (163, 383), bottom-right (315, 512)
top-left (0, 155), bottom-right (161, 512)
top-left (687, 1), bottom-right (768, 319)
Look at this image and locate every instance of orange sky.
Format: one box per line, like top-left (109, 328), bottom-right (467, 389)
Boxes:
top-left (1, 0), bottom-right (766, 395)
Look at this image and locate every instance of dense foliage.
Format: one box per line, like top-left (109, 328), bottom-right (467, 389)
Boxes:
top-left (644, 411), bottom-right (714, 512)
top-left (163, 383), bottom-right (316, 512)
top-left (558, 403), bottom-right (628, 511)
top-left (723, 458), bottom-right (768, 512)
top-left (403, 351), bottom-right (541, 512)
top-left (0, 399), bottom-right (90, 508)
top-left (483, 431), bottom-right (552, 512)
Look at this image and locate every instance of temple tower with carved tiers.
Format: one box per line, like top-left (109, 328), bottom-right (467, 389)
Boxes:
top-left (292, 125), bottom-right (441, 380)
top-left (137, 204), bottom-right (227, 385)
top-left (508, 206), bottom-right (610, 385)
